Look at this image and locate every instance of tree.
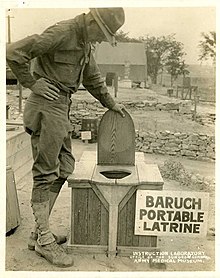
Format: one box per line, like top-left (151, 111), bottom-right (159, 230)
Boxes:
top-left (198, 31), bottom-right (216, 64)
top-left (142, 35), bottom-right (171, 84)
top-left (115, 30), bottom-right (140, 43)
top-left (164, 40), bottom-right (189, 86)
top-left (142, 34), bottom-right (188, 85)
top-left (115, 31), bottom-right (189, 86)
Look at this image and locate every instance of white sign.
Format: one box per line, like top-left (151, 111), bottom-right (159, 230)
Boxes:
top-left (81, 131), bottom-right (92, 140)
top-left (135, 190), bottom-right (209, 237)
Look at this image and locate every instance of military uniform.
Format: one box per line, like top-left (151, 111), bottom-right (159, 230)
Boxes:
top-left (7, 13), bottom-right (116, 201)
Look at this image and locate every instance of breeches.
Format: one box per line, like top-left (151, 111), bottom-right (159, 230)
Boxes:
top-left (23, 92), bottom-right (75, 201)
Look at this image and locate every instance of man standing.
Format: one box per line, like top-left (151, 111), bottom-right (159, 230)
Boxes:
top-left (6, 8), bottom-right (125, 267)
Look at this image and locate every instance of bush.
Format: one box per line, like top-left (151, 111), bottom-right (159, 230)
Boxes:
top-left (159, 159), bottom-right (214, 190)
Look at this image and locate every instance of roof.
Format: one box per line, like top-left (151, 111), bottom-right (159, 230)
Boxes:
top-left (94, 42), bottom-right (146, 65)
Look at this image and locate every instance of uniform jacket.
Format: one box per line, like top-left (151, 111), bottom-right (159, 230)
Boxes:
top-left (6, 13), bottom-right (116, 109)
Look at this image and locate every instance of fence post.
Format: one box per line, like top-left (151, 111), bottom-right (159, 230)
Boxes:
top-left (18, 82), bottom-right (22, 113)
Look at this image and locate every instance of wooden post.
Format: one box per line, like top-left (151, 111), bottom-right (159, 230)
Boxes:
top-left (18, 82), bottom-right (23, 113)
top-left (108, 204), bottom-right (119, 257)
top-left (193, 87), bottom-right (199, 121)
top-left (189, 87), bottom-right (192, 100)
top-left (112, 79), bottom-right (116, 98)
top-left (181, 87), bottom-right (184, 99)
top-left (114, 74), bottom-right (118, 98)
top-left (176, 86), bottom-right (179, 98)
top-left (7, 14), bottom-right (14, 44)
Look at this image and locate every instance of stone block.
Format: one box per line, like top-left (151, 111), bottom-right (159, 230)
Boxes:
top-left (151, 142), bottom-right (163, 148)
top-left (188, 144), bottom-right (199, 151)
top-left (145, 148), bottom-right (153, 153)
top-left (77, 103), bottom-right (84, 109)
top-left (181, 150), bottom-right (197, 157)
top-left (188, 134), bottom-right (199, 141)
top-left (165, 142), bottom-right (180, 148)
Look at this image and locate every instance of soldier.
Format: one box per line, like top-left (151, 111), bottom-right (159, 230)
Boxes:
top-left (6, 8), bottom-right (125, 267)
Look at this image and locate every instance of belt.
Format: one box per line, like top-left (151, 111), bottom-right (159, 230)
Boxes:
top-left (58, 90), bottom-right (72, 97)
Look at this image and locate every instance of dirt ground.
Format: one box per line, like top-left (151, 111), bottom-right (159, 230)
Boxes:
top-left (5, 86), bottom-right (216, 275)
top-left (5, 139), bottom-right (215, 273)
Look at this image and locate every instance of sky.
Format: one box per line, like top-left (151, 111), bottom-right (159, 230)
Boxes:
top-left (1, 2), bottom-right (220, 277)
top-left (5, 6), bottom-right (216, 65)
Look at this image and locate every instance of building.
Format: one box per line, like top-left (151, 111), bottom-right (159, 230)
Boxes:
top-left (94, 42), bottom-right (147, 85)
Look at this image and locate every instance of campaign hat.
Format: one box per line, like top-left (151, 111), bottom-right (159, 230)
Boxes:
top-left (90, 8), bottom-right (125, 46)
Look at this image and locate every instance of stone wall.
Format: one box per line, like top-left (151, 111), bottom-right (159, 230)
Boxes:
top-left (69, 98), bottom-right (191, 137)
top-left (136, 130), bottom-right (215, 161)
top-left (70, 98), bottom-right (187, 112)
top-left (69, 99), bottom-right (215, 161)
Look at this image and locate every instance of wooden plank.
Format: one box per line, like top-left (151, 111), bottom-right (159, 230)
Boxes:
top-left (135, 152), bottom-right (145, 162)
top-left (6, 128), bottom-right (25, 141)
top-left (92, 183), bottom-right (109, 211)
top-left (130, 194), bottom-right (139, 247)
top-left (96, 185), bottom-right (131, 207)
top-left (118, 190), bottom-right (157, 249)
top-left (7, 144), bottom-right (32, 172)
top-left (68, 160), bottom-right (95, 186)
top-left (150, 236), bottom-right (157, 247)
top-left (73, 188), bottom-right (88, 245)
top-left (137, 184), bottom-right (163, 191)
top-left (137, 162), bottom-right (164, 185)
top-left (7, 142), bottom-right (32, 163)
top-left (125, 193), bottom-right (136, 246)
top-left (139, 235), bottom-right (148, 247)
top-left (80, 151), bottom-right (144, 163)
top-left (70, 189), bottom-right (75, 244)
top-left (98, 110), bottom-right (135, 165)
top-left (6, 119), bottom-right (23, 126)
top-left (67, 244), bottom-right (161, 256)
top-left (117, 166), bottom-right (138, 186)
top-left (87, 189), bottom-right (101, 245)
top-left (67, 243), bottom-right (108, 254)
top-left (108, 204), bottom-right (118, 257)
top-left (6, 131), bottom-right (31, 159)
top-left (6, 128), bottom-right (29, 147)
top-left (6, 167), bottom-right (21, 233)
top-left (80, 151), bottom-right (96, 162)
top-left (139, 235), bottom-right (154, 247)
top-left (69, 183), bottom-right (91, 189)
top-left (6, 125), bottom-right (19, 131)
top-left (100, 204), bottom-right (109, 246)
top-left (117, 200), bottom-right (127, 246)
top-left (119, 186), bottom-right (137, 212)
top-left (138, 234), bottom-right (157, 248)
top-left (67, 244), bottom-right (159, 256)
top-left (13, 158), bottom-right (32, 186)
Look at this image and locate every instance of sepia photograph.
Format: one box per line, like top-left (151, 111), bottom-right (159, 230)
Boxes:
top-left (2, 0), bottom-right (218, 277)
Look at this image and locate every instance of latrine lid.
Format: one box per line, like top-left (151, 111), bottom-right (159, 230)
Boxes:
top-left (97, 110), bottom-right (135, 165)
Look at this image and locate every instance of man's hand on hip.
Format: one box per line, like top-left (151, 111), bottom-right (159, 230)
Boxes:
top-left (30, 78), bottom-right (60, 100)
top-left (111, 103), bottom-right (126, 117)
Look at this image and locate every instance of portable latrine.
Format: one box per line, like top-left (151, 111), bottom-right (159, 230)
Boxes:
top-left (67, 111), bottom-right (163, 256)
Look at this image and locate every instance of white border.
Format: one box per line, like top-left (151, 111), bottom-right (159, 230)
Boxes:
top-left (1, 1), bottom-right (219, 278)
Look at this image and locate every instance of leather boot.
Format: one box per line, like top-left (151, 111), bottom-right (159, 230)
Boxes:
top-left (28, 191), bottom-right (67, 250)
top-left (31, 201), bottom-right (73, 267)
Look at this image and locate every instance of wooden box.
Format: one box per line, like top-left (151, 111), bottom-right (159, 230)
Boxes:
top-left (68, 151), bottom-right (164, 256)
top-left (6, 124), bottom-right (33, 185)
top-left (70, 186), bottom-right (159, 255)
top-left (6, 166), bottom-right (21, 233)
